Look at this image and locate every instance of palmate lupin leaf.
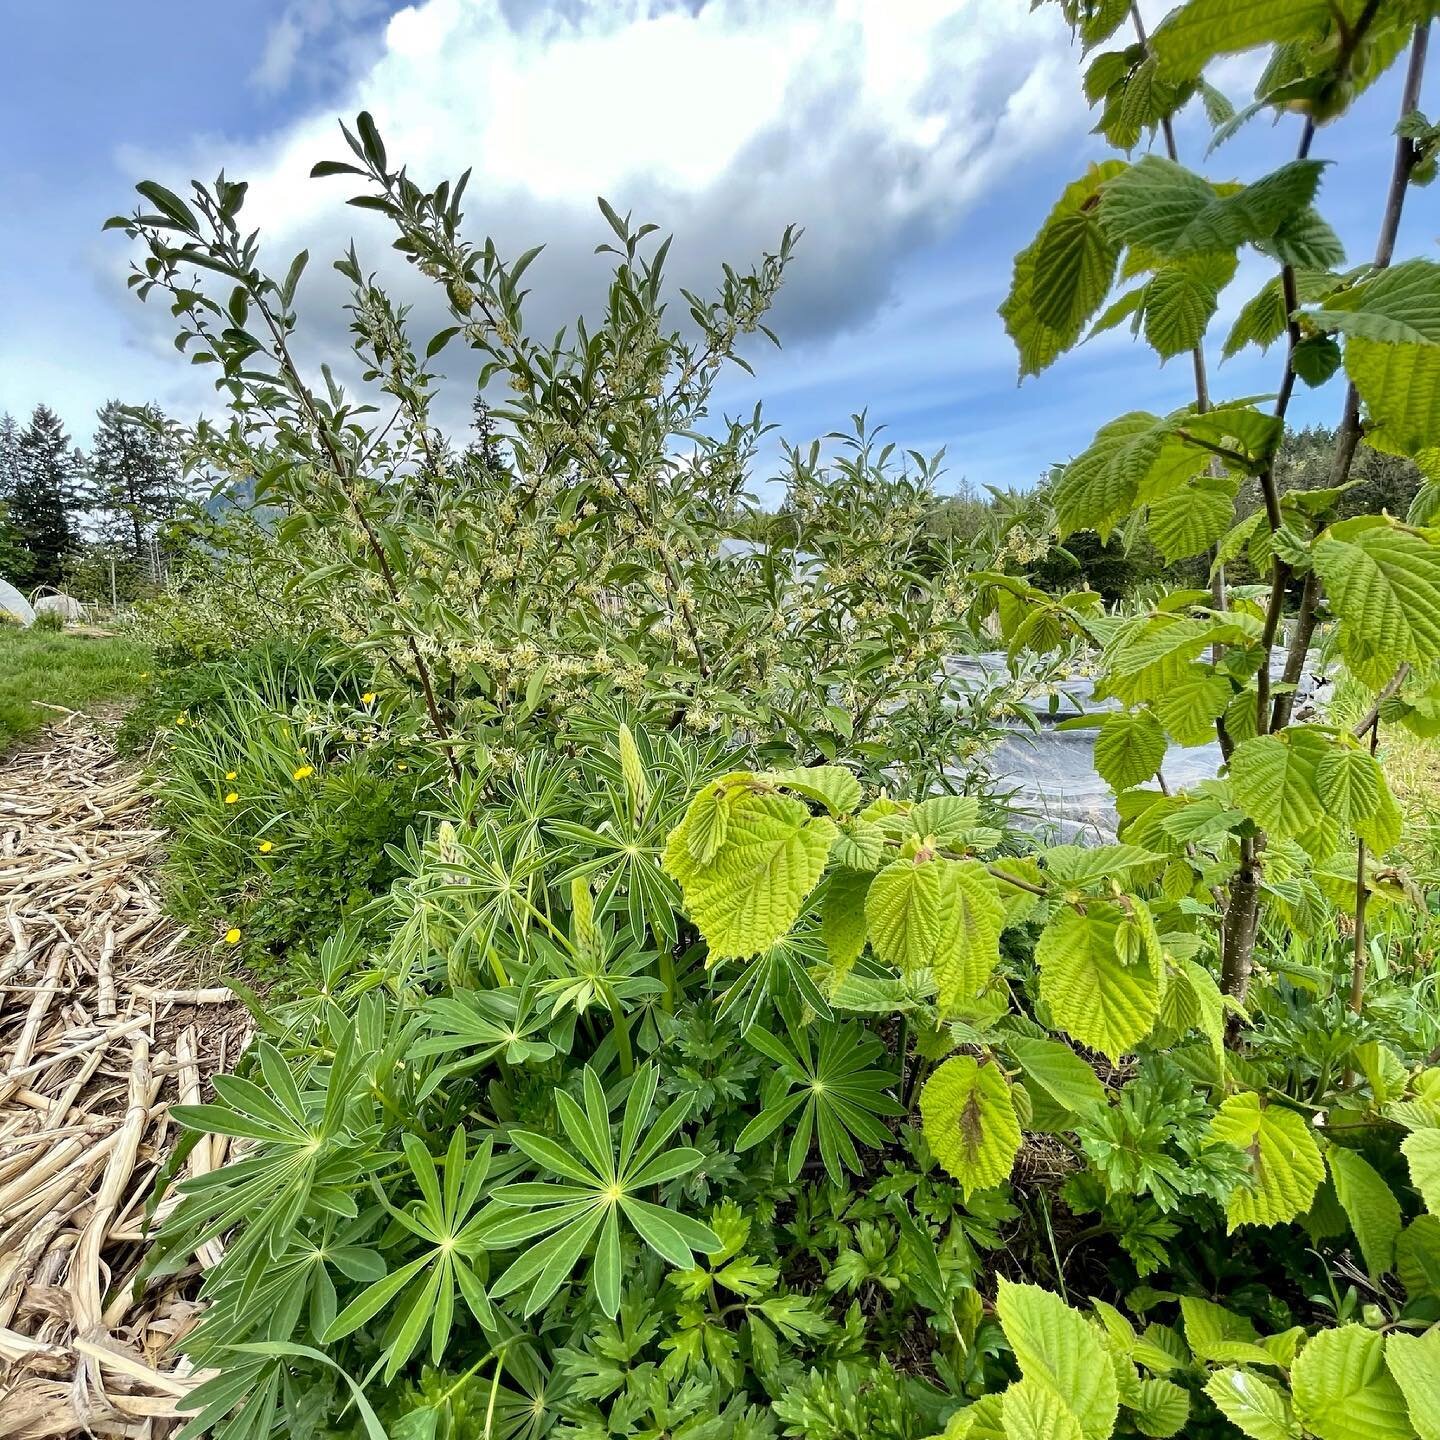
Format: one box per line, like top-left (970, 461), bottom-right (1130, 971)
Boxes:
top-left (547, 731), bottom-right (691, 947)
top-left (321, 1128), bottom-right (497, 1383)
top-left (733, 1005), bottom-right (902, 1182)
top-left (179, 1210), bottom-right (386, 1370)
top-left (485, 1064), bottom-right (718, 1317)
top-left (713, 923), bottom-right (834, 1032)
top-left (160, 1031), bottom-right (384, 1440)
top-left (177, 1340), bottom-right (388, 1440)
top-left (409, 983), bottom-right (556, 1100)
top-left (161, 1032), bottom-right (378, 1280)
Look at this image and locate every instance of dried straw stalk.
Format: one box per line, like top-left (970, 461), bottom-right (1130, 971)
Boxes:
top-left (0, 715), bottom-right (247, 1438)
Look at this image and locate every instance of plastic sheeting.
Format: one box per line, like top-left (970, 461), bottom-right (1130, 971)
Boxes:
top-left (0, 577), bottom-right (35, 627)
top-left (34, 594), bottom-right (86, 622)
top-left (951, 653), bottom-right (1324, 843)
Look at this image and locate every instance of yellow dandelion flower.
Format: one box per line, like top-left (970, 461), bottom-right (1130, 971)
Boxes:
top-left (224, 928), bottom-right (242, 945)
top-left (175, 714), bottom-right (188, 726)
top-left (224, 792), bottom-right (239, 804)
top-left (292, 764), bottom-right (314, 781)
top-left (361, 692), bottom-right (376, 705)
top-left (225, 770), bottom-right (237, 780)
top-left (258, 840), bottom-right (274, 854)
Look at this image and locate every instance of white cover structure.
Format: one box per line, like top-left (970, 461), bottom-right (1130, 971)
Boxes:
top-left (33, 593), bottom-right (87, 622)
top-left (0, 576), bottom-right (36, 626)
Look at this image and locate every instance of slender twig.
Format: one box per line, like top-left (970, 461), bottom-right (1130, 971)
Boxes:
top-left (985, 863), bottom-right (1049, 897)
top-left (1351, 663), bottom-right (1411, 740)
top-left (1235, 22), bottom-right (1428, 1007)
top-left (260, 329), bottom-right (460, 774)
top-left (1272, 25), bottom-right (1428, 743)
top-left (1172, 432), bottom-right (1254, 472)
top-left (1349, 719), bottom-right (1384, 1020)
top-left (1349, 837), bottom-right (1370, 1013)
top-left (1279, 25), bottom-right (1429, 731)
top-left (206, 202), bottom-right (461, 779)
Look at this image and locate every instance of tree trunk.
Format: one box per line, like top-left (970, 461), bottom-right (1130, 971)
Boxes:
top-left (1221, 838), bottom-right (1261, 1024)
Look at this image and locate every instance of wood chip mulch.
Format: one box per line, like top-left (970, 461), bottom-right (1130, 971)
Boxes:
top-left (0, 713), bottom-right (251, 1439)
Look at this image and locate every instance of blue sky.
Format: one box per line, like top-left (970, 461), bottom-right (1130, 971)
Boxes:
top-left (2, 1), bottom-right (1434, 496)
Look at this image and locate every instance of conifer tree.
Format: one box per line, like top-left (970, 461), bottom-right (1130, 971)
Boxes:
top-left (10, 405), bottom-right (83, 589)
top-left (86, 400), bottom-right (183, 560)
top-left (0, 415), bottom-right (27, 578)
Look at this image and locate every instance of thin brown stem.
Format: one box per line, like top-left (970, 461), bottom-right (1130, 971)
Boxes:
top-left (1270, 571), bottom-right (1319, 730)
top-left (1349, 721), bottom-right (1383, 1016)
top-left (1255, 560), bottom-right (1289, 732)
top-left (986, 863), bottom-right (1048, 898)
top-left (1349, 837), bottom-right (1370, 1015)
top-left (246, 280), bottom-right (461, 779)
top-left (1351, 663), bottom-right (1411, 740)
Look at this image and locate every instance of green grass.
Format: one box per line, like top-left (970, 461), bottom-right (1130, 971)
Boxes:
top-left (0, 624), bottom-right (149, 749)
top-left (1327, 668), bottom-right (1440, 876)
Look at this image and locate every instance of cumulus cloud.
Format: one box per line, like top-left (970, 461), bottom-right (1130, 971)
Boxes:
top-left (111, 0), bottom-right (1084, 438)
top-left (252, 0), bottom-right (395, 94)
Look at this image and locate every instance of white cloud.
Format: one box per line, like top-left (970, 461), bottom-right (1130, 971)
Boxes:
top-left (252, 0), bottom-right (394, 93)
top-left (111, 0), bottom-right (1084, 428)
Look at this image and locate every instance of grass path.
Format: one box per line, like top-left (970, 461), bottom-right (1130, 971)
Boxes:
top-left (0, 627), bottom-right (148, 751)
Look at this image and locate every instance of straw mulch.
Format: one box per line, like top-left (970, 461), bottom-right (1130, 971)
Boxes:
top-left (0, 713), bottom-right (250, 1439)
